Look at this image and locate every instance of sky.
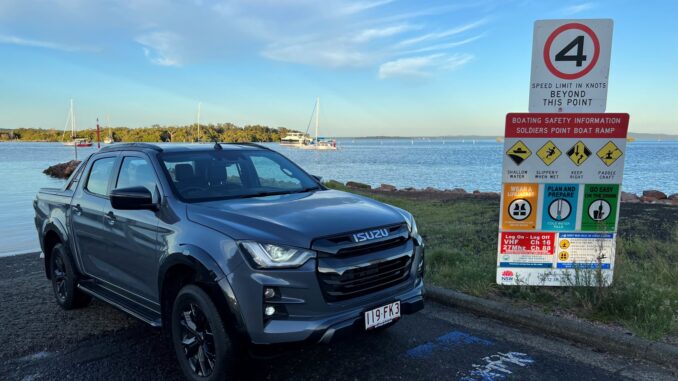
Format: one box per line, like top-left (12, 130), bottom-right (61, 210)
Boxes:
top-left (0, 0), bottom-right (676, 137)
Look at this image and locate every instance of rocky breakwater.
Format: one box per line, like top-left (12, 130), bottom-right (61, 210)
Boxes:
top-left (43, 160), bottom-right (81, 179)
top-left (334, 181), bottom-right (677, 206)
top-left (622, 190), bottom-right (678, 206)
top-left (335, 181), bottom-right (500, 200)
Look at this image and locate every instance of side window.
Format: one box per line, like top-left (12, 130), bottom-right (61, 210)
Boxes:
top-left (66, 160), bottom-right (87, 190)
top-left (116, 157), bottom-right (158, 193)
top-left (85, 157), bottom-right (116, 196)
top-left (250, 155), bottom-right (301, 189)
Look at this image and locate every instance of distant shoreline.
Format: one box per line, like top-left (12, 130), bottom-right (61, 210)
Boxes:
top-left (3, 133), bottom-right (678, 142)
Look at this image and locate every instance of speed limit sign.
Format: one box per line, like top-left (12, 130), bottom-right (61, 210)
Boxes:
top-left (529, 19), bottom-right (613, 113)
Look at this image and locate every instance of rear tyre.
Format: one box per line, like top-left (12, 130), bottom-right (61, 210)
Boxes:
top-left (50, 243), bottom-right (92, 309)
top-left (171, 284), bottom-right (237, 381)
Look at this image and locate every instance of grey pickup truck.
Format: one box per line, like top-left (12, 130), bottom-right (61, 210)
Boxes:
top-left (34, 142), bottom-right (424, 380)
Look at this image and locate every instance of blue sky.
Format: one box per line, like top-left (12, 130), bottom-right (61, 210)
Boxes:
top-left (0, 0), bottom-right (675, 136)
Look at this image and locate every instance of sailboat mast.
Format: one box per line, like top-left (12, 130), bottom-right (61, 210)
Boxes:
top-left (196, 102), bottom-right (202, 142)
top-left (315, 97), bottom-right (319, 143)
top-left (70, 99), bottom-right (75, 139)
top-left (61, 99), bottom-right (71, 142)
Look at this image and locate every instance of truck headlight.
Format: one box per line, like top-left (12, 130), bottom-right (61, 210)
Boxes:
top-left (409, 217), bottom-right (418, 237)
top-left (240, 241), bottom-right (316, 269)
top-left (398, 210), bottom-right (418, 237)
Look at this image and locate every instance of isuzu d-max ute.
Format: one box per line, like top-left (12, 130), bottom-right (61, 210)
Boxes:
top-left (34, 143), bottom-right (425, 380)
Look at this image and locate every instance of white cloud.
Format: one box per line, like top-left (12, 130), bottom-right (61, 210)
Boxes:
top-left (0, 34), bottom-right (93, 52)
top-left (135, 31), bottom-right (183, 67)
top-left (402, 33), bottom-right (485, 54)
top-left (352, 24), bottom-right (416, 43)
top-left (561, 3), bottom-right (595, 15)
top-left (263, 41), bottom-right (374, 68)
top-left (340, 0), bottom-right (395, 15)
top-left (395, 18), bottom-right (487, 47)
top-left (378, 53), bottom-right (473, 79)
top-left (0, 1), bottom-right (488, 77)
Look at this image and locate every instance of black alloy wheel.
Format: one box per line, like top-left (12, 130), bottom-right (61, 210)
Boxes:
top-left (171, 284), bottom-right (237, 381)
top-left (50, 243), bottom-right (91, 309)
top-left (52, 253), bottom-right (68, 303)
top-left (179, 302), bottom-right (217, 376)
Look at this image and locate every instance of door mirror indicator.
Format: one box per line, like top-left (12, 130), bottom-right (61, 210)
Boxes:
top-left (110, 186), bottom-right (157, 210)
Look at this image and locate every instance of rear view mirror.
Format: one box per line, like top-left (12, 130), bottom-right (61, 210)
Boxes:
top-left (312, 175), bottom-right (323, 182)
top-left (110, 186), bottom-right (157, 210)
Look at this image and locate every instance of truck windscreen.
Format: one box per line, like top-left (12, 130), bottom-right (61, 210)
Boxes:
top-left (159, 149), bottom-right (320, 202)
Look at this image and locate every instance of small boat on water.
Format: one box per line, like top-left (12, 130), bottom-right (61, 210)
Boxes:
top-left (63, 138), bottom-right (93, 147)
top-left (61, 99), bottom-right (93, 147)
top-left (103, 116), bottom-right (114, 144)
top-left (280, 132), bottom-right (312, 146)
top-left (298, 97), bottom-right (337, 151)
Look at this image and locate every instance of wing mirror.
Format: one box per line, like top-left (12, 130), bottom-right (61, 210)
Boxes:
top-left (110, 186), bottom-right (158, 210)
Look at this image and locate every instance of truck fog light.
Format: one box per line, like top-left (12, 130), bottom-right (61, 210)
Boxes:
top-left (264, 305), bottom-right (276, 316)
top-left (264, 287), bottom-right (276, 299)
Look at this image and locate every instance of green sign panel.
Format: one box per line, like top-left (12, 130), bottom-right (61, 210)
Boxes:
top-left (581, 184), bottom-right (619, 231)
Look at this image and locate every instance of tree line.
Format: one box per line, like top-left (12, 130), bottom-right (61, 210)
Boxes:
top-left (0, 123), bottom-right (297, 143)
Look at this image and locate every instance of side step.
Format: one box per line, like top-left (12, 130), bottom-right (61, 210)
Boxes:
top-left (78, 281), bottom-right (162, 327)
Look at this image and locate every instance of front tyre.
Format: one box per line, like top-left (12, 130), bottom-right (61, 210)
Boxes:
top-left (50, 243), bottom-right (91, 309)
top-left (171, 284), bottom-right (236, 381)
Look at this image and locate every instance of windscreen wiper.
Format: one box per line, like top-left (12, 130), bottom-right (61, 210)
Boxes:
top-left (290, 186), bottom-right (321, 194)
top-left (229, 186), bottom-right (321, 199)
top-left (232, 190), bottom-right (292, 199)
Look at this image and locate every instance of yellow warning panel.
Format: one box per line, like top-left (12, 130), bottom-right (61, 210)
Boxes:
top-left (597, 141), bottom-right (623, 166)
top-left (536, 140), bottom-right (561, 166)
top-left (501, 183), bottom-right (539, 230)
top-left (558, 251), bottom-right (569, 261)
top-left (566, 141), bottom-right (591, 166)
top-left (559, 239), bottom-right (570, 249)
top-left (506, 140), bottom-right (532, 166)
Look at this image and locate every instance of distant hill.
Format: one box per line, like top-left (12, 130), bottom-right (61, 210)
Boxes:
top-left (344, 135), bottom-right (499, 140)
top-left (345, 132), bottom-right (678, 141)
top-left (627, 133), bottom-right (678, 141)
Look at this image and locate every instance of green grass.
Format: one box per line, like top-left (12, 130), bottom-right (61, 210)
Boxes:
top-left (327, 183), bottom-right (678, 340)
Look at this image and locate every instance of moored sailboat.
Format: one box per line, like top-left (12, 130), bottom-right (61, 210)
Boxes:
top-left (61, 100), bottom-right (93, 147)
top-left (299, 97), bottom-right (337, 150)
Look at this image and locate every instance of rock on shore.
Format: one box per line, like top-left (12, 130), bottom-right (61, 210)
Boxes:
top-left (43, 160), bottom-right (81, 179)
top-left (329, 181), bottom-right (677, 205)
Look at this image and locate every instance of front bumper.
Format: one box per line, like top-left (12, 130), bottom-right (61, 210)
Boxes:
top-left (223, 240), bottom-right (425, 346)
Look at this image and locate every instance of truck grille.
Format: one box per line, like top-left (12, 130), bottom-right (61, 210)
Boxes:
top-left (312, 224), bottom-right (409, 256)
top-left (318, 255), bottom-right (412, 302)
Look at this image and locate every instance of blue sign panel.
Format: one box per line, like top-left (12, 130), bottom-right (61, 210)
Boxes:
top-left (541, 183), bottom-right (578, 231)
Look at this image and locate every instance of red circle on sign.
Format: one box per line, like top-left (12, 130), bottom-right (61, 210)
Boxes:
top-left (543, 23), bottom-right (600, 80)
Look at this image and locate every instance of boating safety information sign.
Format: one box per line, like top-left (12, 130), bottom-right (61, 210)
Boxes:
top-left (529, 19), bottom-right (613, 113)
top-left (497, 113), bottom-right (629, 286)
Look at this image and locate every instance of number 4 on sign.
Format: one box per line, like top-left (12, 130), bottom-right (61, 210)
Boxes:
top-left (556, 36), bottom-right (587, 67)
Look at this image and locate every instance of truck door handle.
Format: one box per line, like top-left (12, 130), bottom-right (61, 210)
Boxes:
top-left (105, 211), bottom-right (116, 226)
top-left (72, 204), bottom-right (82, 216)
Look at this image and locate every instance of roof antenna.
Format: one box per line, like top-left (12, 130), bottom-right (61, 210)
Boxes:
top-left (212, 136), bottom-right (222, 150)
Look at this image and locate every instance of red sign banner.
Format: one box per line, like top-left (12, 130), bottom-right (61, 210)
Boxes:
top-left (500, 232), bottom-right (556, 255)
top-left (505, 113), bottom-right (629, 138)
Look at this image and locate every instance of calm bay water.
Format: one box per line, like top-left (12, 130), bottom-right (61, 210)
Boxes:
top-left (1, 140), bottom-right (676, 256)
